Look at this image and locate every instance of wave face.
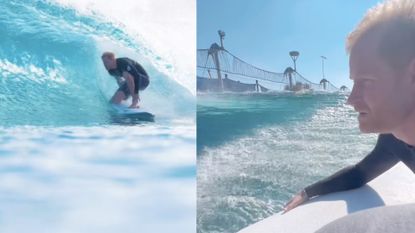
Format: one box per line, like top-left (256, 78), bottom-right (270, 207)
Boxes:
top-left (0, 2), bottom-right (196, 233)
top-left (0, 0), bottom-right (194, 127)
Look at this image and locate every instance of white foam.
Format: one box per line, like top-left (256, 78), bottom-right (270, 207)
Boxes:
top-left (0, 125), bottom-right (196, 233)
top-left (0, 59), bottom-right (68, 84)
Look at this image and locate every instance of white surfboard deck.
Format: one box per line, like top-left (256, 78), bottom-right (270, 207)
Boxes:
top-left (238, 162), bottom-right (415, 233)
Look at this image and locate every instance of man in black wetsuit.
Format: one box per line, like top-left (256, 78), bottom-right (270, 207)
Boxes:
top-left (284, 0), bottom-right (415, 213)
top-left (101, 52), bottom-right (150, 108)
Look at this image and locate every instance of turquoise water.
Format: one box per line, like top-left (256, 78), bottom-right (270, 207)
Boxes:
top-left (0, 1), bottom-right (195, 232)
top-left (0, 1), bottom-right (194, 126)
top-left (197, 93), bottom-right (377, 233)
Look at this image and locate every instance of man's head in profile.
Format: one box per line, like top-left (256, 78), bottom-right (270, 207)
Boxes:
top-left (283, 0), bottom-right (415, 215)
top-left (346, 0), bottom-right (415, 145)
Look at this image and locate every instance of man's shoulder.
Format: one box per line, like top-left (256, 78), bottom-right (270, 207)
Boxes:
top-left (116, 57), bottom-right (129, 64)
top-left (379, 133), bottom-right (395, 139)
top-left (117, 57), bottom-right (138, 64)
top-left (116, 58), bottom-right (134, 71)
top-left (378, 134), bottom-right (406, 149)
top-left (378, 133), bottom-right (398, 143)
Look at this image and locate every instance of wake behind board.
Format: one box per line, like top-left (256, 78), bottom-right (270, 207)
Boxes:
top-left (110, 103), bottom-right (155, 122)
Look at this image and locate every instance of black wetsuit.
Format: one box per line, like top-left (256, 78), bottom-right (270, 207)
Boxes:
top-left (304, 134), bottom-right (415, 198)
top-left (108, 57), bottom-right (150, 97)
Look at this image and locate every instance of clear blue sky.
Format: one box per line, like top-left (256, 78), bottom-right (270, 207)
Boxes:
top-left (197, 0), bottom-right (382, 89)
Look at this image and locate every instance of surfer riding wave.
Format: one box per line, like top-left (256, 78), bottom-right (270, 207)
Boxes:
top-left (101, 52), bottom-right (150, 108)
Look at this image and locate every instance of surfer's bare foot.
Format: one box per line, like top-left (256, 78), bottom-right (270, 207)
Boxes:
top-left (128, 104), bottom-right (139, 109)
top-left (130, 94), bottom-right (139, 108)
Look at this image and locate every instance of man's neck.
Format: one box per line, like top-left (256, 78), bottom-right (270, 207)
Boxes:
top-left (393, 113), bottom-right (415, 147)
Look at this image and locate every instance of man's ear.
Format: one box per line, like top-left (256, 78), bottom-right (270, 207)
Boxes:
top-left (407, 59), bottom-right (415, 97)
top-left (408, 58), bottom-right (415, 84)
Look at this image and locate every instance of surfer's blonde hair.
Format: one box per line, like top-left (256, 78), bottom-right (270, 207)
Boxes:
top-left (346, 0), bottom-right (415, 70)
top-left (102, 51), bottom-right (115, 60)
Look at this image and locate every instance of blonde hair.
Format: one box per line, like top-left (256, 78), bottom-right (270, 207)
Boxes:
top-left (346, 0), bottom-right (415, 70)
top-left (101, 51), bottom-right (115, 60)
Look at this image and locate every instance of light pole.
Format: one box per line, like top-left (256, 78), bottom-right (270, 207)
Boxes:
top-left (218, 30), bottom-right (225, 49)
top-left (289, 51), bottom-right (300, 71)
top-left (321, 56), bottom-right (327, 79)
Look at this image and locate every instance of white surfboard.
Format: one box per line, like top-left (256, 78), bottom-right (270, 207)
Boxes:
top-left (238, 162), bottom-right (415, 233)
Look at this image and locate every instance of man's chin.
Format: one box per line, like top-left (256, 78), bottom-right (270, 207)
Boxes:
top-left (358, 121), bottom-right (378, 133)
top-left (358, 122), bottom-right (388, 134)
top-left (359, 126), bottom-right (374, 133)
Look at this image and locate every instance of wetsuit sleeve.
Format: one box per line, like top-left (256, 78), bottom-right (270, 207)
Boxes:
top-left (304, 134), bottom-right (399, 198)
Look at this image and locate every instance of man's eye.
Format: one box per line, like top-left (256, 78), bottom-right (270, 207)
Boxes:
top-left (356, 79), bottom-right (374, 85)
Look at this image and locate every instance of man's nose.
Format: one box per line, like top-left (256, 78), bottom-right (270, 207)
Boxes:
top-left (346, 85), bottom-right (359, 106)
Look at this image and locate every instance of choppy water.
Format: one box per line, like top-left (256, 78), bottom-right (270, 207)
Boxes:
top-left (0, 1), bottom-right (195, 232)
top-left (197, 93), bottom-right (377, 233)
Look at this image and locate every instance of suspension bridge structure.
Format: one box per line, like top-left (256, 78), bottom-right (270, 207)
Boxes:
top-left (197, 31), bottom-right (346, 93)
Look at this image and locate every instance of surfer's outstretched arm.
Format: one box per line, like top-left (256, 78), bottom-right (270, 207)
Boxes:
top-left (283, 134), bottom-right (399, 213)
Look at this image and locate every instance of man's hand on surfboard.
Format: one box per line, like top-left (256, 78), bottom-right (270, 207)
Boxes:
top-left (282, 189), bottom-right (309, 214)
